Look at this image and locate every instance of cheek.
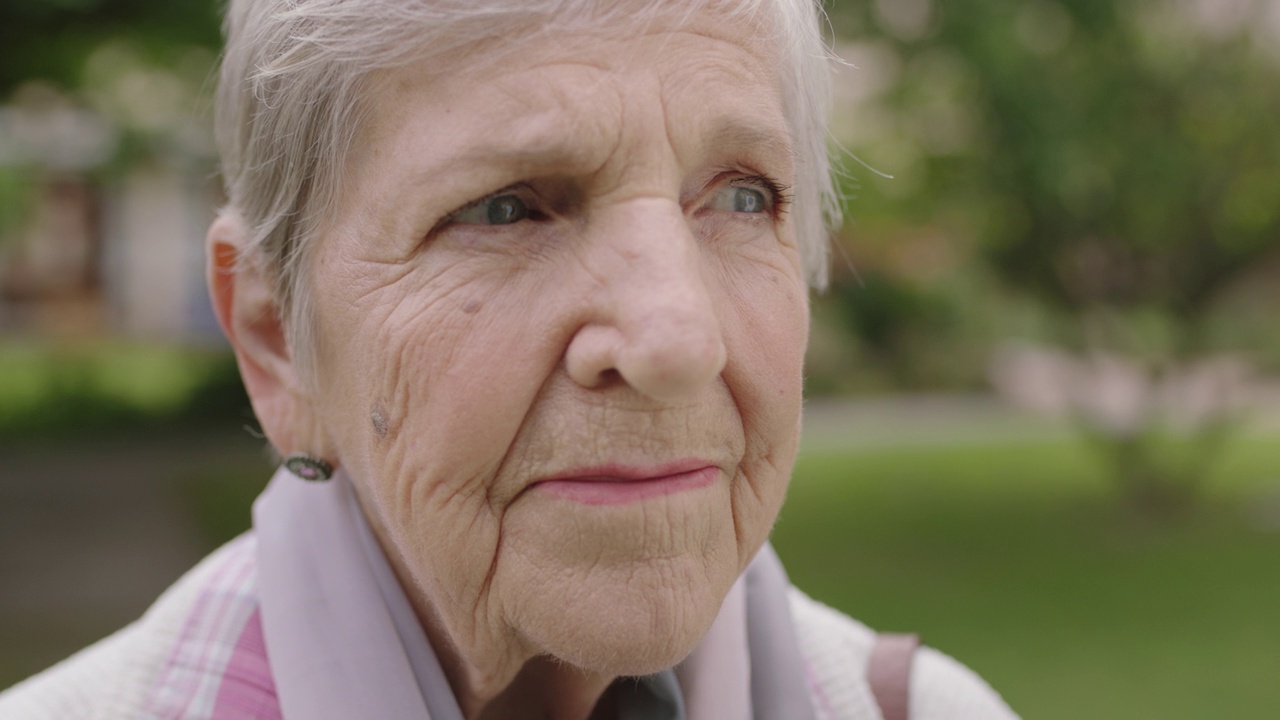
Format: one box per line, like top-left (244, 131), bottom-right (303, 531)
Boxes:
top-left (722, 248), bottom-right (808, 423)
top-left (372, 306), bottom-right (537, 512)
top-left (721, 257), bottom-right (808, 555)
top-left (713, 231), bottom-right (809, 379)
top-left (322, 258), bottom-right (544, 471)
top-left (310, 261), bottom-right (565, 604)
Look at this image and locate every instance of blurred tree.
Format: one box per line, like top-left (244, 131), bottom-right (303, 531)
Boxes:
top-left (830, 0), bottom-right (1280, 513)
top-left (0, 0), bottom-right (220, 96)
top-left (828, 267), bottom-right (962, 388)
top-left (0, 0), bottom-right (222, 242)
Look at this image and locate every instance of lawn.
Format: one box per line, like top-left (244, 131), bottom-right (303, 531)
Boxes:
top-left (0, 341), bottom-right (247, 438)
top-left (775, 436), bottom-right (1280, 719)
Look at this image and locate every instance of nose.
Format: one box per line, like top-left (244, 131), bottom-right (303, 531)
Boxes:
top-left (565, 199), bottom-right (728, 402)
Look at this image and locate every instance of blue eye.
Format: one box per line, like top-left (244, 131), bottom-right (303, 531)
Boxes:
top-left (709, 185), bottom-right (770, 214)
top-left (733, 187), bottom-right (766, 213)
top-left (453, 193), bottom-right (530, 225)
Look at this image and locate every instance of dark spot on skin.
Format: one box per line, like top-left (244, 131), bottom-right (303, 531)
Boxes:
top-left (371, 400), bottom-right (390, 438)
top-left (462, 299), bottom-right (482, 314)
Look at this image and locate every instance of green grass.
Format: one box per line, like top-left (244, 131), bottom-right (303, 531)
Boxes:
top-left (0, 341), bottom-right (206, 408)
top-left (0, 341), bottom-right (250, 439)
top-left (775, 436), bottom-right (1280, 719)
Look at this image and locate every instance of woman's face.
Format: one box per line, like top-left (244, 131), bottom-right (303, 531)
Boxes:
top-left (306, 13), bottom-right (808, 678)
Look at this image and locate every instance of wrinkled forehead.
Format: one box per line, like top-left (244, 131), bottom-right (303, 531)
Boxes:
top-left (389, 1), bottom-right (784, 88)
top-left (347, 4), bottom-right (791, 180)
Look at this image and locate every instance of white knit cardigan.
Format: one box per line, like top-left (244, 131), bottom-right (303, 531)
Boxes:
top-left (0, 538), bottom-right (1016, 720)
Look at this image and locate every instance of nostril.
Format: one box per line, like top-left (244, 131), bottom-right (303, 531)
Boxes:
top-left (596, 368), bottom-right (625, 387)
top-left (564, 323), bottom-right (627, 390)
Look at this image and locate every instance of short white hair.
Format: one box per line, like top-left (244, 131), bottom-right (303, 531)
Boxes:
top-left (215, 0), bottom-right (840, 362)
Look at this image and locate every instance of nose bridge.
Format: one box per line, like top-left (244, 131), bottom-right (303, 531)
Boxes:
top-left (592, 198), bottom-right (727, 399)
top-left (611, 200), bottom-right (706, 312)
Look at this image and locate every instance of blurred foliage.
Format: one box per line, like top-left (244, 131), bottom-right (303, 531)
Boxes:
top-left (0, 343), bottom-right (252, 441)
top-left (833, 270), bottom-right (955, 379)
top-left (826, 0), bottom-right (1280, 356)
top-left (815, 0), bottom-right (1280, 511)
top-left (0, 0), bottom-right (220, 96)
top-left (0, 167), bottom-right (33, 238)
top-left (0, 0), bottom-right (221, 178)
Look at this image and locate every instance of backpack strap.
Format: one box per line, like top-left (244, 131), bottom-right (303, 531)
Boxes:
top-left (867, 633), bottom-right (920, 720)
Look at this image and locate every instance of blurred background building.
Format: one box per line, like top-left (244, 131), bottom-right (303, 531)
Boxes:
top-left (0, 98), bottom-right (219, 340)
top-left (0, 36), bottom-right (220, 341)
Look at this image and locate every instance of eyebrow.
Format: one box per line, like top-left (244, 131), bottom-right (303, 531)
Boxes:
top-left (699, 118), bottom-right (796, 174)
top-left (412, 114), bottom-right (795, 192)
top-left (426, 112), bottom-right (608, 177)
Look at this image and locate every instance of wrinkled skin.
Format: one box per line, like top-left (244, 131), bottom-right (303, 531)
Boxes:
top-left (210, 10), bottom-right (808, 720)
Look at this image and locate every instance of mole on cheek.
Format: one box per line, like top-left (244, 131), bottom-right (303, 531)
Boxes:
top-left (371, 400), bottom-right (390, 438)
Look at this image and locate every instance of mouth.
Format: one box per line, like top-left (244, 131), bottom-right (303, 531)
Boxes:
top-left (531, 460), bottom-right (721, 506)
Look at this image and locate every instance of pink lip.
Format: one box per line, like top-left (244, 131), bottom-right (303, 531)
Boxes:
top-left (533, 461), bottom-right (720, 506)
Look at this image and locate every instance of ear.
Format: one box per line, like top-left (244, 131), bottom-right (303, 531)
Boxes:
top-left (207, 211), bottom-right (314, 455)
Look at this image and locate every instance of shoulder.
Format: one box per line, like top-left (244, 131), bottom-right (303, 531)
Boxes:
top-left (787, 587), bottom-right (1019, 720)
top-left (0, 534), bottom-right (260, 720)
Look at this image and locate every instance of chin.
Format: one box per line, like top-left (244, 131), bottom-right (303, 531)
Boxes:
top-left (507, 552), bottom-right (736, 677)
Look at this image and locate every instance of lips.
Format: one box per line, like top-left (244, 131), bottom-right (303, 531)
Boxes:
top-left (532, 460), bottom-right (721, 505)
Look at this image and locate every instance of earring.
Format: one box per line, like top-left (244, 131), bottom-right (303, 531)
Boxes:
top-left (283, 454), bottom-right (334, 482)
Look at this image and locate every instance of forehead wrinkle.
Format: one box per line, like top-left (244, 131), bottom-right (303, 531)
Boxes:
top-left (649, 34), bottom-right (792, 177)
top-left (409, 65), bottom-right (622, 192)
top-left (580, 73), bottom-right (680, 203)
top-left (660, 83), bottom-right (794, 182)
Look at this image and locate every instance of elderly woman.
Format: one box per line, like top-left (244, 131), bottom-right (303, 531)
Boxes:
top-left (1, 1), bottom-right (1016, 719)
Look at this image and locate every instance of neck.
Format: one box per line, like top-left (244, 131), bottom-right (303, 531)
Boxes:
top-left (412, 603), bottom-right (616, 720)
top-left (471, 658), bottom-right (616, 720)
